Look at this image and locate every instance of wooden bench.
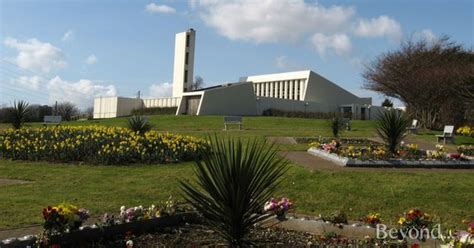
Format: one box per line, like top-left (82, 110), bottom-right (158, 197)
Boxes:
top-left (43, 115), bottom-right (62, 126)
top-left (436, 125), bottom-right (455, 144)
top-left (224, 116), bottom-right (242, 130)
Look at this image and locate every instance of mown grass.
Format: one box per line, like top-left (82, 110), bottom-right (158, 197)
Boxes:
top-left (0, 160), bottom-right (472, 229)
top-left (0, 115), bottom-right (473, 229)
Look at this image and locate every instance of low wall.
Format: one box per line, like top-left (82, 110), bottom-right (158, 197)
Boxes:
top-left (307, 148), bottom-right (474, 169)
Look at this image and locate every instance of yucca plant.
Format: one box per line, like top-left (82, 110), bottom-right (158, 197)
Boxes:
top-left (180, 136), bottom-right (289, 247)
top-left (127, 114), bottom-right (152, 133)
top-left (10, 100), bottom-right (30, 129)
top-left (376, 109), bottom-right (410, 155)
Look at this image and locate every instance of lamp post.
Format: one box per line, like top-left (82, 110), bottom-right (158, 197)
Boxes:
top-left (304, 102), bottom-right (309, 113)
top-left (256, 97), bottom-right (260, 116)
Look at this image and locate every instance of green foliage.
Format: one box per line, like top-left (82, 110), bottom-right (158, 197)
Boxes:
top-left (375, 109), bottom-right (410, 154)
top-left (131, 107), bottom-right (177, 116)
top-left (330, 117), bottom-right (343, 138)
top-left (127, 115), bottom-right (152, 133)
top-left (10, 100), bottom-right (30, 129)
top-left (262, 108), bottom-right (340, 119)
top-left (381, 98), bottom-right (393, 108)
top-left (180, 136), bottom-right (289, 247)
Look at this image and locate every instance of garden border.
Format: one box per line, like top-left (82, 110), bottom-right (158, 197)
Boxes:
top-left (307, 148), bottom-right (474, 169)
top-left (0, 212), bottom-right (198, 248)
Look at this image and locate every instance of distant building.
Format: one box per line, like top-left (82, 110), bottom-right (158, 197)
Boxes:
top-left (94, 29), bottom-right (382, 120)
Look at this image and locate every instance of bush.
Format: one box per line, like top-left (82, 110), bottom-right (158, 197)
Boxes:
top-left (330, 117), bottom-right (343, 138)
top-left (127, 115), bottom-right (152, 133)
top-left (262, 108), bottom-right (340, 119)
top-left (180, 136), bottom-right (289, 247)
top-left (131, 107), bottom-right (177, 116)
top-left (10, 100), bottom-right (30, 129)
top-left (375, 109), bottom-right (410, 155)
top-left (0, 126), bottom-right (209, 164)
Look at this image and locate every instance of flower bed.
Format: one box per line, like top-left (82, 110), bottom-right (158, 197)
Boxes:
top-left (0, 126), bottom-right (209, 164)
top-left (296, 137), bottom-right (381, 146)
top-left (307, 140), bottom-right (474, 168)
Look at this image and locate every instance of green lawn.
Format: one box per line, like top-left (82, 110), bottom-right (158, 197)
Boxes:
top-left (0, 115), bottom-right (473, 229)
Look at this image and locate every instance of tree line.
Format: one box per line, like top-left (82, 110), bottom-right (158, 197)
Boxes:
top-left (0, 101), bottom-right (92, 123)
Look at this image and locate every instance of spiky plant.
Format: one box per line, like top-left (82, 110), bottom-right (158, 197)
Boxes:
top-left (10, 100), bottom-right (30, 129)
top-left (376, 109), bottom-right (410, 155)
top-left (330, 117), bottom-right (343, 138)
top-left (127, 115), bottom-right (152, 133)
top-left (180, 136), bottom-right (289, 247)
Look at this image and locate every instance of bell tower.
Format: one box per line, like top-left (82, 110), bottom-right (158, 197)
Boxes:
top-left (172, 28), bottom-right (195, 98)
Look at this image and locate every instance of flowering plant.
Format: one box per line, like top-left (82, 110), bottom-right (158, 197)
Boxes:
top-left (264, 197), bottom-right (292, 218)
top-left (440, 220), bottom-right (474, 247)
top-left (119, 204), bottom-right (162, 222)
top-left (426, 145), bottom-right (447, 160)
top-left (42, 203), bottom-right (89, 233)
top-left (456, 126), bottom-right (472, 136)
top-left (361, 213), bottom-right (382, 227)
top-left (398, 208), bottom-right (434, 240)
top-left (458, 145), bottom-right (474, 156)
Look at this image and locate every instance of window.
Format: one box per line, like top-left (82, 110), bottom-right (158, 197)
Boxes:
top-left (184, 70), bottom-right (188, 83)
top-left (185, 52), bottom-right (189, 65)
top-left (186, 34), bottom-right (190, 47)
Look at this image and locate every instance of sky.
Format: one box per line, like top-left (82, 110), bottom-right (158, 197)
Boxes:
top-left (1, 0), bottom-right (473, 109)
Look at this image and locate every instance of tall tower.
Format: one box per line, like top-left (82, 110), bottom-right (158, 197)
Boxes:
top-left (172, 28), bottom-right (196, 98)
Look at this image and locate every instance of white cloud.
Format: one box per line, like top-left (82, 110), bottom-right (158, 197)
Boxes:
top-left (192, 0), bottom-right (355, 43)
top-left (85, 54), bottom-right (98, 65)
top-left (145, 3), bottom-right (176, 13)
top-left (353, 16), bottom-right (402, 41)
top-left (4, 37), bottom-right (66, 73)
top-left (311, 33), bottom-right (352, 57)
top-left (47, 76), bottom-right (117, 108)
top-left (62, 30), bottom-right (74, 42)
top-left (13, 75), bottom-right (43, 91)
top-left (274, 56), bottom-right (304, 70)
top-left (149, 82), bottom-right (173, 98)
top-left (414, 29), bottom-right (437, 43)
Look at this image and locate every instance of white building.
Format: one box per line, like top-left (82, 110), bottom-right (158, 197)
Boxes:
top-left (94, 29), bottom-right (382, 120)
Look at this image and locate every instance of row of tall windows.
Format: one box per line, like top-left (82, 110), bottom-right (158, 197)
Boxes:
top-left (254, 80), bottom-right (305, 100)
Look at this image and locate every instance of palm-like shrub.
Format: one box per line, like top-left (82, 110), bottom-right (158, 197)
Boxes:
top-left (376, 109), bottom-right (410, 155)
top-left (180, 136), bottom-right (289, 247)
top-left (10, 100), bottom-right (30, 129)
top-left (127, 115), bottom-right (152, 133)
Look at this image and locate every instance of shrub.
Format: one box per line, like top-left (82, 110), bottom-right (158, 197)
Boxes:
top-left (262, 108), bottom-right (340, 119)
top-left (10, 100), bottom-right (30, 129)
top-left (127, 115), bottom-right (152, 133)
top-left (0, 126), bottom-right (209, 164)
top-left (131, 107), bottom-right (177, 116)
top-left (330, 117), bottom-right (343, 138)
top-left (375, 109), bottom-right (410, 155)
top-left (180, 136), bottom-right (289, 247)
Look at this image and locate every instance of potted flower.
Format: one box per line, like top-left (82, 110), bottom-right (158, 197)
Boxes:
top-left (264, 197), bottom-right (293, 220)
top-left (361, 212), bottom-right (382, 228)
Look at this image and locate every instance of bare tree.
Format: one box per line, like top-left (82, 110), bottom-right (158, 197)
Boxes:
top-left (363, 36), bottom-right (474, 129)
top-left (57, 102), bottom-right (79, 121)
top-left (191, 76), bottom-right (204, 90)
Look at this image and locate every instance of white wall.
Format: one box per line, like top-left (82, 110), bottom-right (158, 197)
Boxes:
top-left (93, 96), bottom-right (143, 119)
top-left (142, 97), bottom-right (180, 108)
top-left (172, 29), bottom-right (195, 98)
top-left (198, 82), bottom-right (257, 116)
top-left (304, 71), bottom-right (371, 111)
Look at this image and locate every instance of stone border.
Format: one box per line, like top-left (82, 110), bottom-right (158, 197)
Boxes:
top-left (307, 148), bottom-right (474, 169)
top-left (1, 212), bottom-right (198, 248)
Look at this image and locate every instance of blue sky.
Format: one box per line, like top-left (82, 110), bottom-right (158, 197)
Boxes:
top-left (1, 0), bottom-right (472, 109)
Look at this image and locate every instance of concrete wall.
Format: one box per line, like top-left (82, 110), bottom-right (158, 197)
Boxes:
top-left (172, 29), bottom-right (195, 98)
top-left (143, 97), bottom-right (180, 108)
top-left (304, 71), bottom-right (371, 111)
top-left (198, 82), bottom-right (257, 116)
top-left (94, 96), bottom-right (118, 119)
top-left (93, 97), bottom-right (143, 119)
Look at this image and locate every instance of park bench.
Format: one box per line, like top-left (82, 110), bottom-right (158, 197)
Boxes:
top-left (406, 119), bottom-right (419, 134)
top-left (436, 125), bottom-right (455, 144)
top-left (43, 115), bottom-right (62, 126)
top-left (224, 116), bottom-right (242, 131)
